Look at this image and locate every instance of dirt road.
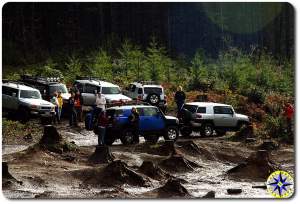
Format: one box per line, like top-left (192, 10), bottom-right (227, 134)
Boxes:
top-left (2, 120), bottom-right (294, 199)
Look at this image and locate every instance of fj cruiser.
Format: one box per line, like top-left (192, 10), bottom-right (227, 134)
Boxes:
top-left (20, 75), bottom-right (70, 103)
top-left (73, 77), bottom-right (131, 106)
top-left (179, 102), bottom-right (250, 137)
top-left (123, 81), bottom-right (167, 112)
top-left (102, 105), bottom-right (179, 145)
top-left (2, 81), bottom-right (55, 122)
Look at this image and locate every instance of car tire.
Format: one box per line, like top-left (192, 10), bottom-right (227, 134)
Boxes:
top-left (104, 137), bottom-right (115, 146)
top-left (200, 123), bottom-right (214, 137)
top-left (146, 93), bottom-right (160, 106)
top-left (216, 129), bottom-right (226, 136)
top-left (180, 127), bottom-right (192, 137)
top-left (164, 126), bottom-right (179, 141)
top-left (18, 107), bottom-right (30, 123)
top-left (120, 128), bottom-right (134, 145)
top-left (144, 135), bottom-right (159, 144)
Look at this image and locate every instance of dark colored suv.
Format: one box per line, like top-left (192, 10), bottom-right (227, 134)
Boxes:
top-left (103, 105), bottom-right (179, 145)
top-left (20, 75), bottom-right (70, 103)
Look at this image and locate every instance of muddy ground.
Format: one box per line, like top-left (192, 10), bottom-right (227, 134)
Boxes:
top-left (2, 119), bottom-right (294, 199)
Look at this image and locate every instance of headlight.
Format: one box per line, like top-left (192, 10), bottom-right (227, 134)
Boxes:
top-left (30, 105), bottom-right (38, 109)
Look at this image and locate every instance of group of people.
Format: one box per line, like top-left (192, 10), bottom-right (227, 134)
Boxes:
top-left (50, 85), bottom-right (294, 146)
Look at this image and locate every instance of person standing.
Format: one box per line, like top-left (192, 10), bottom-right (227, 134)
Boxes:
top-left (94, 91), bottom-right (106, 122)
top-left (74, 90), bottom-right (83, 123)
top-left (97, 111), bottom-right (109, 145)
top-left (50, 91), bottom-right (59, 124)
top-left (174, 86), bottom-right (186, 113)
top-left (284, 102), bottom-right (294, 136)
top-left (68, 92), bottom-right (78, 127)
top-left (128, 107), bottom-right (140, 144)
top-left (57, 91), bottom-right (63, 123)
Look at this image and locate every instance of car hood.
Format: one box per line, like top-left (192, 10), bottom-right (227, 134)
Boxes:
top-left (235, 113), bottom-right (249, 121)
top-left (61, 93), bottom-right (71, 100)
top-left (19, 98), bottom-right (55, 107)
top-left (165, 115), bottom-right (178, 120)
top-left (104, 94), bottom-right (132, 101)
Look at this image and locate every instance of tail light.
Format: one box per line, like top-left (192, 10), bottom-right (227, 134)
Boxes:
top-left (196, 114), bottom-right (202, 118)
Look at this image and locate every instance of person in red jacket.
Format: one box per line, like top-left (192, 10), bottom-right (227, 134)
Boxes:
top-left (97, 111), bottom-right (109, 145)
top-left (284, 102), bottom-right (294, 134)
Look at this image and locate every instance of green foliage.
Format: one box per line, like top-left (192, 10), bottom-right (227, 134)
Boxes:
top-left (263, 115), bottom-right (287, 139)
top-left (145, 37), bottom-right (173, 82)
top-left (89, 49), bottom-right (113, 80)
top-left (65, 54), bottom-right (82, 84)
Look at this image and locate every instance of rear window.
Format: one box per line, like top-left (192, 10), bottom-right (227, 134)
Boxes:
top-left (197, 107), bottom-right (206, 113)
top-left (183, 105), bottom-right (198, 113)
top-left (144, 87), bottom-right (162, 95)
top-left (213, 106), bottom-right (233, 114)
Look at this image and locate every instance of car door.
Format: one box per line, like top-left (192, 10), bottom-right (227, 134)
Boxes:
top-left (81, 84), bottom-right (99, 106)
top-left (140, 107), bottom-right (164, 132)
top-left (213, 106), bottom-right (237, 127)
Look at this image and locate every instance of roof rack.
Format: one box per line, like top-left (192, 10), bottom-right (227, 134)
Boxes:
top-left (21, 74), bottom-right (61, 84)
top-left (76, 76), bottom-right (103, 81)
top-left (2, 79), bottom-right (29, 88)
top-left (106, 99), bottom-right (150, 108)
top-left (138, 81), bottom-right (158, 85)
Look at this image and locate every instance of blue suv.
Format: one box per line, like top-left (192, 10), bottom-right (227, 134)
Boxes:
top-left (104, 105), bottom-right (179, 145)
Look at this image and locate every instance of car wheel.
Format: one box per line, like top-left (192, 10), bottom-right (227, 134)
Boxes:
top-left (164, 126), bottom-right (179, 141)
top-left (104, 137), bottom-right (115, 146)
top-left (144, 135), bottom-right (159, 144)
top-left (147, 93), bottom-right (160, 106)
top-left (200, 123), bottom-right (214, 137)
top-left (180, 127), bottom-right (192, 137)
top-left (216, 129), bottom-right (226, 136)
top-left (120, 129), bottom-right (134, 145)
top-left (18, 107), bottom-right (30, 123)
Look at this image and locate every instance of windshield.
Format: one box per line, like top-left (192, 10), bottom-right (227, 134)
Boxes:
top-left (20, 90), bottom-right (41, 99)
top-left (49, 84), bottom-right (68, 94)
top-left (102, 86), bottom-right (121, 94)
top-left (144, 87), bottom-right (162, 94)
top-left (183, 105), bottom-right (198, 113)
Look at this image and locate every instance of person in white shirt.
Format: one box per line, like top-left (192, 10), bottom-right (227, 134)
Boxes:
top-left (94, 91), bottom-right (106, 123)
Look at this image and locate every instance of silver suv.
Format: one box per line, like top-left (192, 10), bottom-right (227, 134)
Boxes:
top-left (73, 78), bottom-right (132, 106)
top-left (123, 81), bottom-right (167, 112)
top-left (2, 82), bottom-right (55, 122)
top-left (179, 102), bottom-right (250, 137)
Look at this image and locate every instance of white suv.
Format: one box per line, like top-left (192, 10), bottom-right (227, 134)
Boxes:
top-left (179, 102), bottom-right (250, 137)
top-left (2, 81), bottom-right (55, 122)
top-left (73, 78), bottom-right (132, 106)
top-left (123, 81), bottom-right (167, 112)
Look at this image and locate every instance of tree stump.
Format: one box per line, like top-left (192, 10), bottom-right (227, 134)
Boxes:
top-left (159, 152), bottom-right (201, 173)
top-left (88, 145), bottom-right (115, 164)
top-left (2, 162), bottom-right (14, 180)
top-left (157, 178), bottom-right (191, 197)
top-left (139, 161), bottom-right (168, 180)
top-left (40, 125), bottom-right (62, 145)
top-left (227, 150), bottom-right (277, 179)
